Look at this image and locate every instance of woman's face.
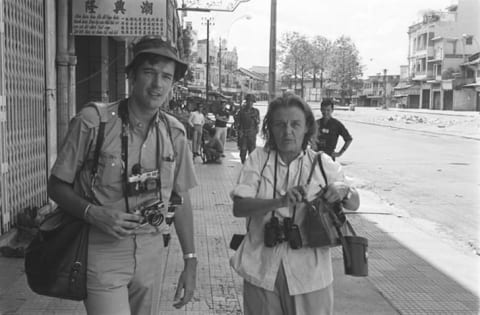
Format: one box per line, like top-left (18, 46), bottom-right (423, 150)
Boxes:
top-left (271, 106), bottom-right (308, 156)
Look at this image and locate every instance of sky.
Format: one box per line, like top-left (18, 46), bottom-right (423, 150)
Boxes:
top-left (184, 0), bottom-right (456, 77)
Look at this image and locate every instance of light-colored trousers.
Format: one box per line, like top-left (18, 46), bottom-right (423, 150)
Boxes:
top-left (84, 229), bottom-right (165, 315)
top-left (243, 264), bottom-right (334, 315)
top-left (192, 124), bottom-right (203, 154)
top-left (215, 126), bottom-right (227, 149)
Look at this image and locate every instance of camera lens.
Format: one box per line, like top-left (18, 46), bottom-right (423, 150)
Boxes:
top-left (132, 163), bottom-right (142, 175)
top-left (145, 210), bottom-right (164, 226)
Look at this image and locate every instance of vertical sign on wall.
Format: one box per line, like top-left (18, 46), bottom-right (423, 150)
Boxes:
top-left (166, 0), bottom-right (175, 46)
top-left (0, 0), bottom-right (9, 233)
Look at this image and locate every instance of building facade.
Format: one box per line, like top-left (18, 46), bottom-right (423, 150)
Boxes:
top-left (358, 73), bottom-right (400, 107)
top-left (398, 0), bottom-right (480, 111)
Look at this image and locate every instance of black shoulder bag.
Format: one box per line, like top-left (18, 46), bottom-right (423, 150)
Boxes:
top-left (25, 102), bottom-right (107, 300)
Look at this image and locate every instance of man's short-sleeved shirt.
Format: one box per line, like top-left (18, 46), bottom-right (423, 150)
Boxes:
top-left (315, 117), bottom-right (352, 156)
top-left (51, 99), bottom-right (198, 233)
top-left (215, 109), bottom-right (230, 128)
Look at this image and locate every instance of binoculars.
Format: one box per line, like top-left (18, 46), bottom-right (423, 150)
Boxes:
top-left (264, 216), bottom-right (302, 249)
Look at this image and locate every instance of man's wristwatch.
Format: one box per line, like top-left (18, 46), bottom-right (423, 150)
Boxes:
top-left (183, 253), bottom-right (197, 260)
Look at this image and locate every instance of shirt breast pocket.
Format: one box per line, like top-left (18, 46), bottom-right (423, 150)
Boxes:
top-left (97, 153), bottom-right (123, 188)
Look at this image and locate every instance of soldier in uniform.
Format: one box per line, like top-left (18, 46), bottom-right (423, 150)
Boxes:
top-left (236, 94), bottom-right (260, 163)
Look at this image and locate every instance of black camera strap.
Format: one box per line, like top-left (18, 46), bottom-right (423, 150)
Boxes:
top-left (270, 153), bottom-right (278, 220)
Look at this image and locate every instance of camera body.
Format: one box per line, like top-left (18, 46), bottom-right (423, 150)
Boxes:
top-left (264, 216), bottom-right (302, 249)
top-left (165, 191), bottom-right (182, 225)
top-left (163, 191), bottom-right (183, 247)
top-left (127, 169), bottom-right (160, 196)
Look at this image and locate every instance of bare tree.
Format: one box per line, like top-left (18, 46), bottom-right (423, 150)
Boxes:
top-left (310, 35), bottom-right (332, 89)
top-left (329, 36), bottom-right (362, 104)
top-left (279, 32), bottom-right (313, 98)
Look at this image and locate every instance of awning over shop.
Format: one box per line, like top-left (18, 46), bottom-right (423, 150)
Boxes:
top-left (393, 84), bottom-right (420, 95)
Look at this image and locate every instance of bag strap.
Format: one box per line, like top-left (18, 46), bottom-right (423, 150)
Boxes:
top-left (315, 153), bottom-right (358, 267)
top-left (87, 102), bottom-right (108, 178)
top-left (306, 152), bottom-right (328, 187)
top-left (317, 153), bottom-right (328, 186)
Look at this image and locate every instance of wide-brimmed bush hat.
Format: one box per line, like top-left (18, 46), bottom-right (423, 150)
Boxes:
top-left (126, 36), bottom-right (188, 81)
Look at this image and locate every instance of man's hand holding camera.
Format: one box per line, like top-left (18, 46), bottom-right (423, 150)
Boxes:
top-left (84, 199), bottom-right (144, 239)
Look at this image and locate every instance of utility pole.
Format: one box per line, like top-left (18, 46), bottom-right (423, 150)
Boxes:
top-left (268, 0), bottom-right (277, 101)
top-left (218, 38), bottom-right (222, 93)
top-left (206, 19), bottom-right (210, 101)
top-left (202, 17), bottom-right (214, 101)
top-left (383, 68), bottom-right (387, 109)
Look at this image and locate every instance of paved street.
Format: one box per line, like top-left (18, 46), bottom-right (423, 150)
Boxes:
top-left (1, 113), bottom-right (480, 313)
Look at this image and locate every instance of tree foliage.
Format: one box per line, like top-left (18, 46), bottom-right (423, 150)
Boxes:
top-left (310, 35), bottom-right (331, 88)
top-left (279, 32), bottom-right (314, 97)
top-left (329, 36), bottom-right (363, 102)
top-left (278, 33), bottom-right (362, 103)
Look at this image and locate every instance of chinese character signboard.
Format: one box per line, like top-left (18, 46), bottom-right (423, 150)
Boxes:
top-left (72, 0), bottom-right (168, 38)
top-left (167, 0), bottom-right (175, 45)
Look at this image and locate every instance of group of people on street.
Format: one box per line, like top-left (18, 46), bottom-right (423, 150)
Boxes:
top-left (48, 36), bottom-right (358, 315)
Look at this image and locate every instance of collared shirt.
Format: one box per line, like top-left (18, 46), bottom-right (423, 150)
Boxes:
top-left (230, 147), bottom-right (346, 295)
top-left (188, 111), bottom-right (205, 126)
top-left (315, 117), bottom-right (352, 156)
top-left (51, 99), bottom-right (198, 235)
top-left (215, 109), bottom-right (230, 128)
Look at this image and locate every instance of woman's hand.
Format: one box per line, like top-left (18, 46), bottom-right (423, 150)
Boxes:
top-left (281, 185), bottom-right (306, 208)
top-left (322, 182), bottom-right (350, 204)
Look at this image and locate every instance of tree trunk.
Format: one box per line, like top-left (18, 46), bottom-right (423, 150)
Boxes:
top-left (294, 61), bottom-right (297, 91)
top-left (312, 67), bottom-right (317, 88)
top-left (300, 67), bottom-right (304, 98)
top-left (320, 70), bottom-right (324, 89)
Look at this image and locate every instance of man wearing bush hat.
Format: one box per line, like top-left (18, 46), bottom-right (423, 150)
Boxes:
top-left (48, 36), bottom-right (198, 313)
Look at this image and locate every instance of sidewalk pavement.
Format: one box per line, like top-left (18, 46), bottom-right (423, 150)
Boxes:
top-left (0, 139), bottom-right (479, 314)
top-left (0, 111), bottom-right (479, 314)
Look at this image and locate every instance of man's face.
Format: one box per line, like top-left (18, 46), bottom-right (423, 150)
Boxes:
top-left (130, 58), bottom-right (176, 112)
top-left (245, 99), bottom-right (253, 108)
top-left (321, 104), bottom-right (333, 119)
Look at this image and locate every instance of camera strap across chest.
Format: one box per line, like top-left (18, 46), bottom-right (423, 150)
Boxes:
top-left (118, 99), bottom-right (164, 213)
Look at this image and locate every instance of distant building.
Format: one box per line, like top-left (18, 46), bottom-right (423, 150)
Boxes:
top-left (358, 73), bottom-right (400, 107)
top-left (397, 0), bottom-right (480, 110)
